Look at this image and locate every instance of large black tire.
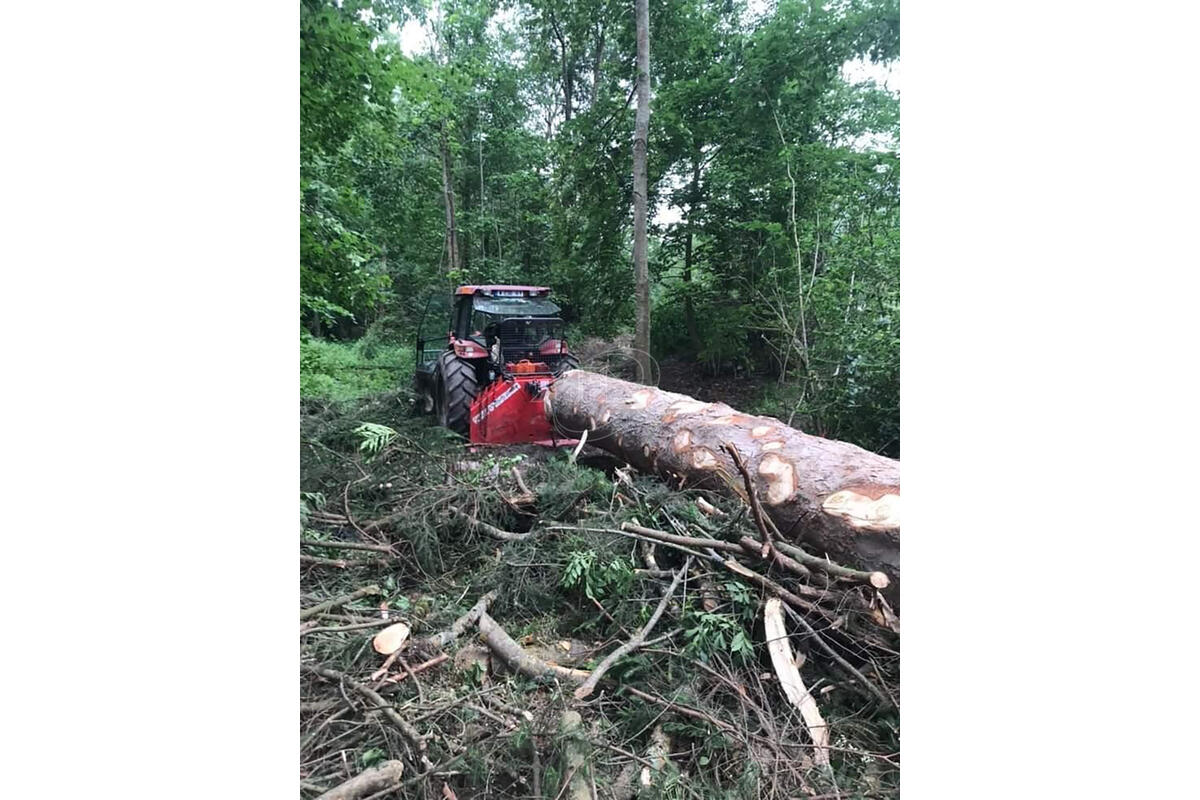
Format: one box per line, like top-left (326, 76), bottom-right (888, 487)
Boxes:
top-left (410, 373), bottom-right (435, 416)
top-left (435, 351), bottom-right (479, 437)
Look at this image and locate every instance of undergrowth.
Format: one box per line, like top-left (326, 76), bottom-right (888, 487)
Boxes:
top-left (301, 332), bottom-right (414, 401)
top-left (300, 392), bottom-right (900, 798)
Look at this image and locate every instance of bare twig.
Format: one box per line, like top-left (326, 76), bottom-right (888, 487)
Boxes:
top-left (782, 603), bottom-right (895, 710)
top-left (381, 653), bottom-right (449, 684)
top-left (300, 586), bottom-right (383, 622)
top-left (301, 538), bottom-right (397, 555)
top-left (569, 427), bottom-right (589, 464)
top-left (419, 590), bottom-right (497, 650)
top-left (774, 540), bottom-right (890, 589)
top-left (301, 555), bottom-right (384, 570)
top-left (722, 443), bottom-right (773, 558)
top-left (302, 618), bottom-right (397, 637)
top-left (512, 466), bottom-right (533, 496)
top-left (448, 506), bottom-right (535, 542)
top-left (618, 522), bottom-right (742, 553)
top-left (736, 536), bottom-right (810, 580)
top-left (306, 663), bottom-right (434, 771)
top-left (478, 612), bottom-right (591, 684)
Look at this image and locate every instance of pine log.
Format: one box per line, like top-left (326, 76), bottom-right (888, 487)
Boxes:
top-left (545, 370), bottom-right (900, 599)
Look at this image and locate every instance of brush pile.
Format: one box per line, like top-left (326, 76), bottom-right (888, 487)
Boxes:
top-left (300, 389), bottom-right (900, 799)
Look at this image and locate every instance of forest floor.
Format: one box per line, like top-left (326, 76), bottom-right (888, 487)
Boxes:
top-left (299, 381), bottom-right (900, 799)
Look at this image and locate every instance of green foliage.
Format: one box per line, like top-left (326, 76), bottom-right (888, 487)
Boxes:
top-left (358, 747), bottom-right (387, 768)
top-left (301, 491), bottom-right (327, 511)
top-left (683, 609), bottom-right (754, 662)
top-left (300, 335), bottom-right (414, 401)
top-left (354, 422), bottom-right (398, 459)
top-left (561, 549), bottom-right (634, 601)
top-left (535, 459), bottom-right (613, 519)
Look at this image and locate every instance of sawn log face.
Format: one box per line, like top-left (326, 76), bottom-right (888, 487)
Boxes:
top-left (545, 370), bottom-right (900, 598)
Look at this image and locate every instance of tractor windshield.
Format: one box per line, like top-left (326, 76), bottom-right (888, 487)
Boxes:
top-left (471, 296), bottom-right (561, 317)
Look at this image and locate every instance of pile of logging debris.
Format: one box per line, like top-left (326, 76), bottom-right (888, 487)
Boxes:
top-left (300, 376), bottom-right (900, 799)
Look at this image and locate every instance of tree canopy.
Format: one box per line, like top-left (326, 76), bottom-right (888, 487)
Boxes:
top-left (300, 0), bottom-right (900, 454)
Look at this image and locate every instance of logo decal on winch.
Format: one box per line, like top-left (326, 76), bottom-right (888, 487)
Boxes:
top-left (472, 382), bottom-right (521, 424)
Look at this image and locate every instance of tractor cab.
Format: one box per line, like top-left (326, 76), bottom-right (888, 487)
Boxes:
top-left (455, 289), bottom-right (572, 377)
top-left (413, 285), bottom-right (578, 443)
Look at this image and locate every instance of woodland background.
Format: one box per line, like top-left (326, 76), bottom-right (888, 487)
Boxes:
top-left (300, 0), bottom-right (900, 455)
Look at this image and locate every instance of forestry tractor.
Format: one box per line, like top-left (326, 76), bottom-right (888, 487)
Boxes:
top-left (413, 285), bottom-right (579, 444)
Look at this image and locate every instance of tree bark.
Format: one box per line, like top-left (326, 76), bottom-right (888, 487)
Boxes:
top-left (683, 148), bottom-right (701, 355)
top-left (632, 0), bottom-right (652, 382)
top-left (544, 370), bottom-right (900, 599)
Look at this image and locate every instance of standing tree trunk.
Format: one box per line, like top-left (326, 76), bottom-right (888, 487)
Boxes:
top-left (440, 128), bottom-right (460, 274)
top-left (591, 24), bottom-right (605, 107)
top-left (549, 12), bottom-right (573, 122)
top-left (632, 0), bottom-right (652, 383)
top-left (544, 370), bottom-right (901, 600)
top-left (683, 147), bottom-right (702, 355)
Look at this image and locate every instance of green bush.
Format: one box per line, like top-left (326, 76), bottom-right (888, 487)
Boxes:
top-left (300, 333), bottom-right (414, 401)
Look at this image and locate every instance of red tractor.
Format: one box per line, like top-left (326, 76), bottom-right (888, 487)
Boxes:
top-left (413, 285), bottom-right (579, 444)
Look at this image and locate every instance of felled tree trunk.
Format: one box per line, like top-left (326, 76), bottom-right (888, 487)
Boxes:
top-left (545, 370), bottom-right (901, 598)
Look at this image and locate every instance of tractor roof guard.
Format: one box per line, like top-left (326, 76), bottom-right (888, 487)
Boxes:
top-left (456, 285), bottom-right (551, 297)
top-left (471, 296), bottom-right (562, 316)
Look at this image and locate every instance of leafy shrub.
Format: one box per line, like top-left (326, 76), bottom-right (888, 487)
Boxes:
top-left (300, 333), bottom-right (414, 401)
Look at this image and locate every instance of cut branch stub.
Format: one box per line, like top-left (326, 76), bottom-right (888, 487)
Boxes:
top-left (545, 370), bottom-right (901, 602)
top-left (372, 622), bottom-right (412, 655)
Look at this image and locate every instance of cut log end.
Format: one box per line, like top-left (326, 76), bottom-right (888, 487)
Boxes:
top-left (869, 572), bottom-right (890, 589)
top-left (756, 454), bottom-right (796, 505)
top-left (822, 489), bottom-right (900, 530)
top-left (372, 622), bottom-right (412, 655)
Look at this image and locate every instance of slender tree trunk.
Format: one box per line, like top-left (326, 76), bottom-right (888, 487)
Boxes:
top-left (564, 66), bottom-right (573, 122)
top-left (478, 132), bottom-right (486, 265)
top-left (440, 128), bottom-right (460, 273)
top-left (683, 149), bottom-right (701, 354)
top-left (550, 13), bottom-right (572, 122)
top-left (633, 0), bottom-right (651, 382)
top-left (591, 25), bottom-right (605, 107)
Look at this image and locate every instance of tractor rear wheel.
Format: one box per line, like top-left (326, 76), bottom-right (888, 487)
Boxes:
top-left (557, 354), bottom-right (580, 374)
top-left (435, 351), bottom-right (479, 437)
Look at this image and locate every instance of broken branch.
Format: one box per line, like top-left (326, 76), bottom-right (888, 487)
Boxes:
top-left (763, 597), bottom-right (829, 766)
top-left (315, 760), bottom-right (405, 800)
top-left (774, 540), bottom-right (890, 589)
top-left (574, 558), bottom-right (690, 699)
top-left (300, 585), bottom-right (383, 621)
top-left (448, 507), bottom-right (535, 542)
top-left (478, 612), bottom-right (591, 684)
top-left (305, 663), bottom-right (434, 771)
top-left (419, 590), bottom-right (497, 650)
top-left (723, 443), bottom-right (773, 558)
